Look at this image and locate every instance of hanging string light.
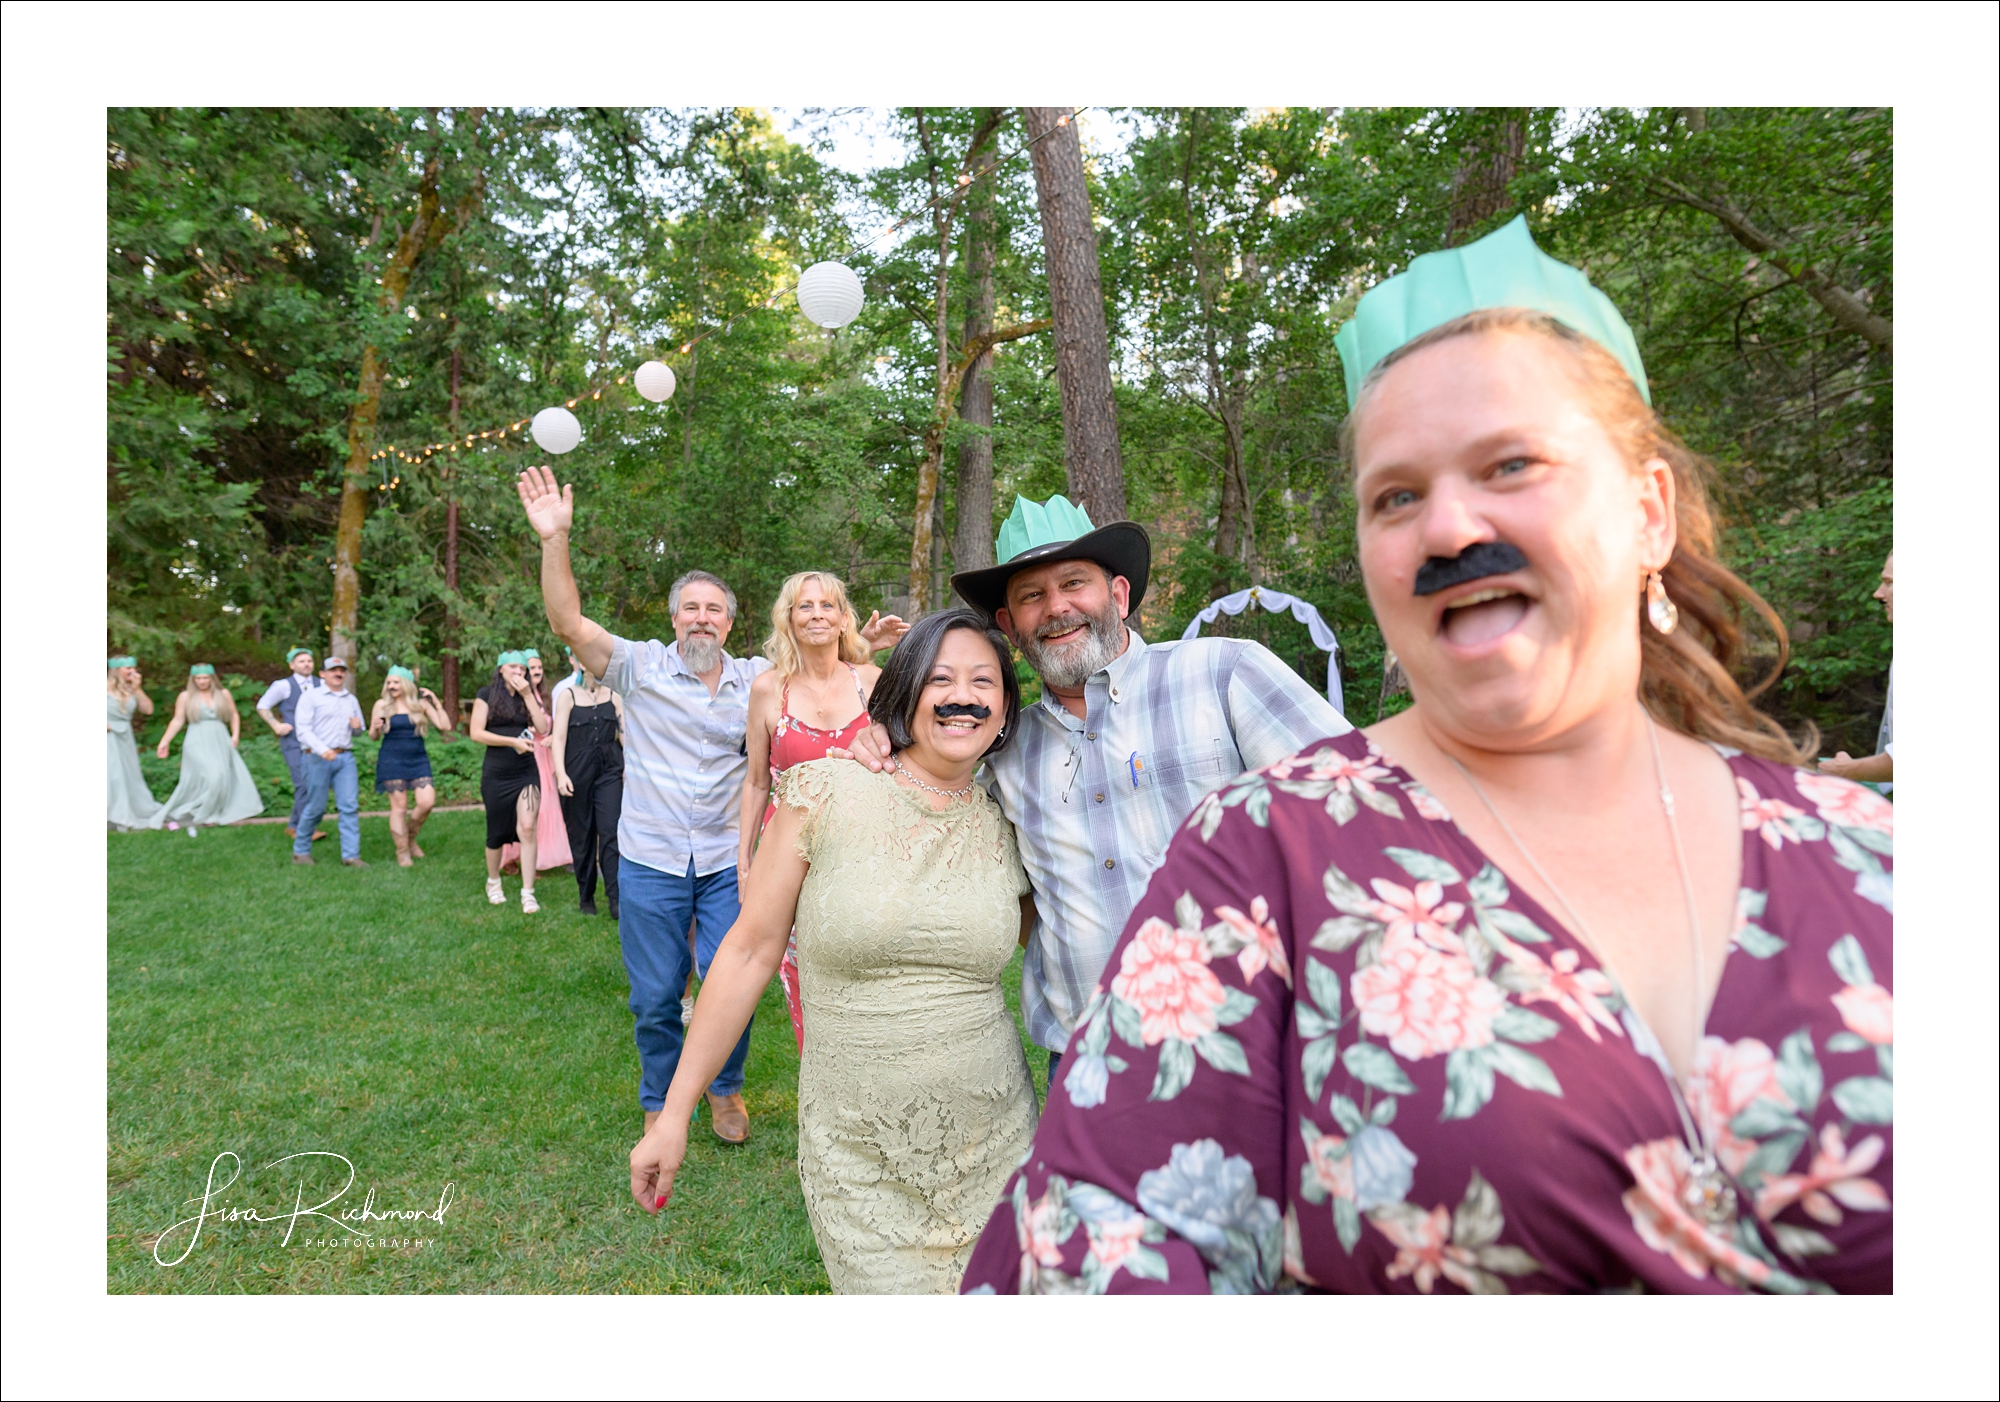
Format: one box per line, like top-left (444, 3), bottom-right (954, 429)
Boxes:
top-left (367, 107), bottom-right (1090, 489)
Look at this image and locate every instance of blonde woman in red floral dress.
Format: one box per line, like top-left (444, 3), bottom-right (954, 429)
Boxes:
top-left (738, 572), bottom-right (907, 1049)
top-left (961, 220), bottom-right (1891, 1296)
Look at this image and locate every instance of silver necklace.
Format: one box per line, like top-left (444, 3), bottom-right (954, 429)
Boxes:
top-left (1447, 715), bottom-right (1738, 1233)
top-left (889, 757), bottom-right (977, 801)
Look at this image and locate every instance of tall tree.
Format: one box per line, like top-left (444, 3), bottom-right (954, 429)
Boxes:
top-left (1023, 107), bottom-right (1126, 525)
top-left (329, 107), bottom-right (487, 667)
top-left (950, 108), bottom-right (1004, 597)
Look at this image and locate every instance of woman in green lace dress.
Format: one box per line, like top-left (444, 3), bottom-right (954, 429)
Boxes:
top-left (630, 609), bottom-right (1038, 1293)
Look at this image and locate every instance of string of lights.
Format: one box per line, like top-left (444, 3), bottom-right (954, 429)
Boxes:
top-left (370, 108), bottom-right (1089, 494)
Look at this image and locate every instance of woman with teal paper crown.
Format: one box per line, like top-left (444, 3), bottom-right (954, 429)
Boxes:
top-left (960, 216), bottom-right (1892, 1295)
top-left (151, 665), bottom-right (266, 834)
top-left (370, 665), bottom-right (453, 867)
top-left (107, 656), bottom-right (165, 831)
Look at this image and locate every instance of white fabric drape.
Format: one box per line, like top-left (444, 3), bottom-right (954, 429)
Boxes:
top-left (1181, 586), bottom-right (1344, 715)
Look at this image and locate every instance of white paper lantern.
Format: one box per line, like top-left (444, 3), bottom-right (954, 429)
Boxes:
top-left (795, 260), bottom-right (865, 329)
top-left (634, 360), bottom-right (677, 403)
top-left (531, 406), bottom-right (582, 455)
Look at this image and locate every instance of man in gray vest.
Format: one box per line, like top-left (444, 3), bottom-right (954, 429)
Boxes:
top-left (257, 646), bottom-right (325, 841)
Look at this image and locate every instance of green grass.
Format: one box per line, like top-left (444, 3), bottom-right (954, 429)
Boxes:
top-left (108, 813), bottom-right (1052, 1293)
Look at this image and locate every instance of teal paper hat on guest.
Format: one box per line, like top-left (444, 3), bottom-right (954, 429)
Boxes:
top-left (497, 650), bottom-right (524, 667)
top-left (949, 492), bottom-right (1151, 620)
top-left (1333, 214), bottom-right (1650, 407)
top-left (387, 665), bottom-right (417, 684)
top-left (108, 656), bottom-right (136, 669)
top-left (188, 663), bottom-right (215, 677)
top-left (286, 646), bottom-right (314, 663)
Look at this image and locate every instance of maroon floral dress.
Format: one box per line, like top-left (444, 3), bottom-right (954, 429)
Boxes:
top-left (960, 731), bottom-right (1893, 1294)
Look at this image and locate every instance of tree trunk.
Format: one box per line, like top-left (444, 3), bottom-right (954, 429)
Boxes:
top-left (951, 114), bottom-right (1002, 604)
top-left (1445, 109), bottom-right (1526, 246)
top-left (441, 340), bottom-right (462, 721)
top-left (1023, 106), bottom-right (1126, 525)
top-left (329, 108), bottom-right (486, 669)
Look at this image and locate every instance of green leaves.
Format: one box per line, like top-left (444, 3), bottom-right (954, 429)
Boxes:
top-left (1342, 1042), bottom-right (1415, 1095)
top-left (1830, 1076), bottom-right (1893, 1124)
top-left (1384, 848), bottom-right (1462, 886)
top-left (1775, 1028), bottom-right (1825, 1114)
top-left (1828, 933), bottom-right (1875, 987)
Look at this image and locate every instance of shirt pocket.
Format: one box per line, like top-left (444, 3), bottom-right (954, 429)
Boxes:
top-left (1143, 738), bottom-right (1232, 797)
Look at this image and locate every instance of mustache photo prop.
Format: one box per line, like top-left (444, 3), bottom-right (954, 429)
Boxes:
top-left (934, 703), bottom-right (992, 721)
top-left (1413, 540), bottom-right (1529, 597)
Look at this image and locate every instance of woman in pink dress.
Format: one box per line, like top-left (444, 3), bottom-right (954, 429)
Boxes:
top-left (503, 651), bottom-right (573, 873)
top-left (739, 572), bottom-right (907, 1049)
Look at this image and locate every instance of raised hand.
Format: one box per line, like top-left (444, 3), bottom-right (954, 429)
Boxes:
top-left (859, 610), bottom-right (910, 653)
top-left (516, 465), bottom-right (574, 541)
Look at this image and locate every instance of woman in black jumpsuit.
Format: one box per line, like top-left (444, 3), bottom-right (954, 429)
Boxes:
top-left (552, 666), bottom-right (624, 917)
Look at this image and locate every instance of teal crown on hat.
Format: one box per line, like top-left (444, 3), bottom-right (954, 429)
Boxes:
top-left (286, 646), bottom-right (314, 663)
top-left (1334, 215), bottom-right (1649, 408)
top-left (108, 655), bottom-right (136, 669)
top-left (996, 493), bottom-right (1097, 563)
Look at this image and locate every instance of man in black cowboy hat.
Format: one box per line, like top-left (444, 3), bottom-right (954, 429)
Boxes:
top-left (848, 493), bottom-right (1350, 1095)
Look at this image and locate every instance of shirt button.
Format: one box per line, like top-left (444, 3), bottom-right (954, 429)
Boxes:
top-left (1086, 731), bottom-right (1096, 740)
top-left (1094, 793), bottom-right (1104, 803)
top-left (1104, 858), bottom-right (1116, 870)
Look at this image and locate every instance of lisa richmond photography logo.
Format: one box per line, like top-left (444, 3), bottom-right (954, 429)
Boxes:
top-left (151, 1151), bottom-right (456, 1267)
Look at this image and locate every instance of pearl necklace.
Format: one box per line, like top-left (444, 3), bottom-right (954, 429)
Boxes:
top-left (889, 756), bottom-right (978, 801)
top-left (1448, 715), bottom-right (1738, 1233)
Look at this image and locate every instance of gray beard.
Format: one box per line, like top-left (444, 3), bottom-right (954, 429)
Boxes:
top-left (1016, 601), bottom-right (1125, 690)
top-left (680, 635), bottom-right (722, 674)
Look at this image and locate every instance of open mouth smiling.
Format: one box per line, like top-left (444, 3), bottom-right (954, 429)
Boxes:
top-left (1437, 583), bottom-right (1532, 648)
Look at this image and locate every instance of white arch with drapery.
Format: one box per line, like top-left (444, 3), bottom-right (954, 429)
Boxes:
top-left (1180, 586), bottom-right (1345, 715)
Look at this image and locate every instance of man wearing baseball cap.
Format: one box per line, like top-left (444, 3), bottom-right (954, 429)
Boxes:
top-left (256, 645), bottom-right (326, 842)
top-left (291, 656), bottom-right (368, 867)
top-left (849, 493), bottom-right (1351, 1094)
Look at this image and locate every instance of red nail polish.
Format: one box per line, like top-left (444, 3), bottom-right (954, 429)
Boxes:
top-left (655, 1194), bottom-right (667, 1209)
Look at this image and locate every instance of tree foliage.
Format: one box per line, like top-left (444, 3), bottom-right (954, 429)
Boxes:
top-left (107, 106), bottom-right (1893, 750)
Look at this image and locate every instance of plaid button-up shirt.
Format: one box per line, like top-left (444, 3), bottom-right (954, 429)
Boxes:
top-left (606, 635), bottom-right (769, 877)
top-left (985, 629), bottom-right (1350, 1050)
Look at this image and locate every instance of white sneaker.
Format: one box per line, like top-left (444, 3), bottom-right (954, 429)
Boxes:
top-left (486, 877), bottom-right (505, 906)
top-left (521, 890), bottom-right (540, 914)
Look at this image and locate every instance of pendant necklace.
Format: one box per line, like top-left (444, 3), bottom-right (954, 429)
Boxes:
top-left (1447, 715), bottom-right (1739, 1233)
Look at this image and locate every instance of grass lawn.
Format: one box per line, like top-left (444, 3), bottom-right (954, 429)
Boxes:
top-left (108, 812), bottom-right (1052, 1293)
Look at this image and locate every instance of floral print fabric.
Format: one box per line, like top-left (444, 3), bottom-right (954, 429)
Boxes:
top-left (960, 731), bottom-right (1892, 1294)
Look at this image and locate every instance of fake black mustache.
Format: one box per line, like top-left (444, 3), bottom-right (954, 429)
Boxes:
top-left (934, 703), bottom-right (992, 721)
top-left (1413, 541), bottom-right (1529, 597)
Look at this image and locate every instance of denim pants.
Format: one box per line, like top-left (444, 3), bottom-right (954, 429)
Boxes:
top-left (618, 856), bottom-right (750, 1110)
top-left (294, 751), bottom-right (360, 859)
top-left (281, 737), bottom-right (316, 832)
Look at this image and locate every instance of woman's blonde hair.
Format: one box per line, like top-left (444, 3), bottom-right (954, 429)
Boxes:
top-left (763, 571), bottom-right (870, 678)
top-left (182, 671), bottom-right (239, 722)
top-left (379, 672), bottom-right (429, 736)
top-left (1344, 307), bottom-right (1815, 766)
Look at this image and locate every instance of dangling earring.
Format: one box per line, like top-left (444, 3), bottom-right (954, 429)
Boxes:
top-left (1646, 571), bottom-right (1679, 635)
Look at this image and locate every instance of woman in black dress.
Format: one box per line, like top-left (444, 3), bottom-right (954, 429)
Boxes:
top-left (552, 661), bottom-right (625, 917)
top-left (370, 665), bottom-right (453, 867)
top-left (469, 651), bottom-right (548, 912)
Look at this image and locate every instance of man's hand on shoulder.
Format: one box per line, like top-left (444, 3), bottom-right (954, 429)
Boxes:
top-left (826, 721), bottom-right (894, 772)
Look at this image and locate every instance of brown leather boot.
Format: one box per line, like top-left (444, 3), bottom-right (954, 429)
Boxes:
top-left (706, 1092), bottom-right (749, 1144)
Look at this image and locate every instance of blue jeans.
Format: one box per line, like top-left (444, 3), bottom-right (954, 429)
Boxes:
top-left (281, 738), bottom-right (316, 831)
top-left (294, 751), bottom-right (360, 859)
top-left (618, 856), bottom-right (750, 1110)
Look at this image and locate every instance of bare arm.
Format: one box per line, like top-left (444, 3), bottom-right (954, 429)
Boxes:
top-left (133, 687), bottom-right (154, 718)
top-left (418, 689), bottom-right (453, 734)
top-left (737, 676), bottom-right (778, 874)
top-left (551, 689), bottom-right (575, 794)
top-left (517, 466), bottom-right (613, 680)
top-left (468, 698), bottom-right (532, 754)
top-left (369, 699), bottom-right (388, 740)
top-left (1818, 750), bottom-right (1892, 783)
top-left (155, 696), bottom-right (188, 757)
top-left (631, 799), bottom-right (811, 1211)
top-left (227, 700), bottom-right (241, 746)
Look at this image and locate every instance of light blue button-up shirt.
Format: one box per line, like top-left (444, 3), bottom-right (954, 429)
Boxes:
top-left (986, 629), bottom-right (1350, 1050)
top-left (606, 635), bottom-right (769, 877)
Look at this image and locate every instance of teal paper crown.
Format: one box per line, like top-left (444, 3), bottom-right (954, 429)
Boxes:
top-left (1334, 215), bottom-right (1649, 407)
top-left (188, 663), bottom-right (216, 677)
top-left (388, 665), bottom-right (417, 684)
top-left (108, 655), bottom-right (136, 669)
top-left (996, 493), bottom-right (1096, 563)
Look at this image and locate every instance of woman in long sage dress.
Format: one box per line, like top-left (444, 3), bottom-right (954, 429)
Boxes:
top-left (632, 609), bottom-right (1038, 1293)
top-left (152, 665), bottom-right (265, 834)
top-left (107, 657), bottom-right (164, 831)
